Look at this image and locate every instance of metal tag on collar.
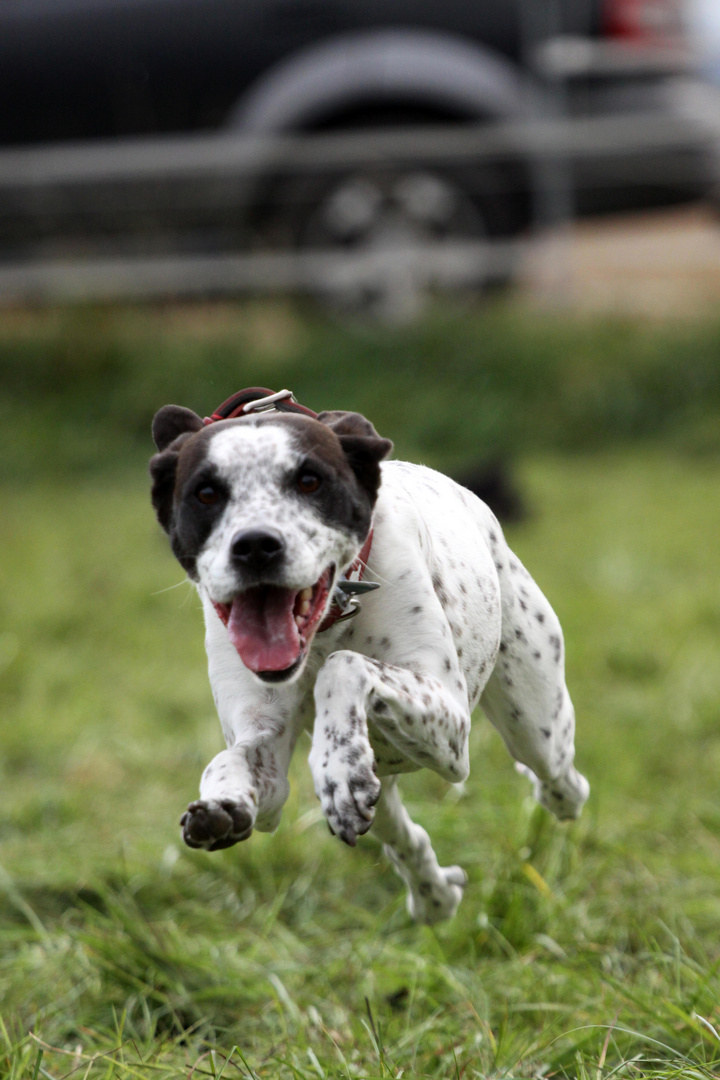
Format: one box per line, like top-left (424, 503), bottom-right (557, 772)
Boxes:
top-left (331, 597), bottom-right (362, 624)
top-left (330, 578), bottom-right (380, 622)
top-left (241, 389), bottom-right (295, 414)
top-left (331, 584), bottom-right (353, 615)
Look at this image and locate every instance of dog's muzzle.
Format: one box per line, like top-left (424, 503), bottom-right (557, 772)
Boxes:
top-left (212, 565), bottom-right (334, 679)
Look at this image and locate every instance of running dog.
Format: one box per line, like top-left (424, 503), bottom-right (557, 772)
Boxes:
top-left (149, 388), bottom-right (588, 923)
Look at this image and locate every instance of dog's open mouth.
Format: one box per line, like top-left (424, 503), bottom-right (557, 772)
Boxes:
top-left (212, 566), bottom-right (333, 677)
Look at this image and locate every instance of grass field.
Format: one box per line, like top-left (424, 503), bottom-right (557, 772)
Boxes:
top-left (2, 303), bottom-right (720, 1078)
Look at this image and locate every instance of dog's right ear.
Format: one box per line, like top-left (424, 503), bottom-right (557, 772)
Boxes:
top-left (152, 405), bottom-right (204, 451)
top-left (150, 405), bottom-right (204, 533)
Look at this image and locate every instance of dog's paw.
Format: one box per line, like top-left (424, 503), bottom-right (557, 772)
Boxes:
top-left (309, 728), bottom-right (381, 847)
top-left (180, 798), bottom-right (254, 851)
top-left (407, 865), bottom-right (467, 925)
top-left (515, 762), bottom-right (590, 821)
top-left (318, 764), bottom-right (381, 847)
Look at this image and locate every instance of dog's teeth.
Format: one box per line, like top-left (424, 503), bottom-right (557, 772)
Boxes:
top-left (298, 599), bottom-right (310, 616)
top-left (299, 588), bottom-right (313, 603)
top-left (294, 615), bottom-right (303, 628)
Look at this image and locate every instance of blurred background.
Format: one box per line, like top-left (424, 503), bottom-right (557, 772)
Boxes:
top-left (1, 0), bottom-right (720, 501)
top-left (3, 3), bottom-right (720, 1072)
top-left (0, 0), bottom-right (719, 318)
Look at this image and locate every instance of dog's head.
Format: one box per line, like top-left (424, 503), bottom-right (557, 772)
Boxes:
top-left (150, 404), bottom-right (392, 684)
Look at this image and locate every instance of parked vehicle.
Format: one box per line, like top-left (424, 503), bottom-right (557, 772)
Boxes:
top-left (0, 0), bottom-right (712, 313)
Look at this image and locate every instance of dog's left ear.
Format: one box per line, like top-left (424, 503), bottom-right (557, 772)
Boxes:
top-left (316, 410), bottom-right (385, 441)
top-left (317, 410), bottom-right (393, 499)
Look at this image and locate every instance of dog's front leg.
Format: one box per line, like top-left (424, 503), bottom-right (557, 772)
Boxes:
top-left (183, 724), bottom-right (299, 850)
top-left (307, 652), bottom-right (381, 847)
top-left (181, 602), bottom-right (304, 852)
top-left (309, 650), bottom-right (471, 845)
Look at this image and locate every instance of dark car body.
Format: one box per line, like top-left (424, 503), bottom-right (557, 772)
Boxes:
top-left (0, 1), bottom-right (593, 146)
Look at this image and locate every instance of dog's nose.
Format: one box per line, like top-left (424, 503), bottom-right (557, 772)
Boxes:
top-left (230, 528), bottom-right (285, 571)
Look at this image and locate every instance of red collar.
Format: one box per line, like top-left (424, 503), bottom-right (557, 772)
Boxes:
top-left (203, 387), bottom-right (376, 633)
top-left (203, 387), bottom-right (317, 424)
top-left (318, 528), bottom-right (374, 633)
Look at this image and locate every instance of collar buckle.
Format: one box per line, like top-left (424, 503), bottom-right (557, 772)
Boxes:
top-left (240, 389), bottom-right (295, 414)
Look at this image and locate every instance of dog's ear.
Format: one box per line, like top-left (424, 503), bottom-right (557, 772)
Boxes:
top-left (150, 406), bottom-right (204, 532)
top-left (149, 449), bottom-right (180, 533)
top-left (152, 405), bottom-right (204, 451)
top-left (317, 410), bottom-right (387, 442)
top-left (317, 410), bottom-right (393, 499)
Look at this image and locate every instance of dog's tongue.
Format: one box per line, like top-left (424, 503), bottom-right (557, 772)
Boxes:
top-left (227, 586), bottom-right (300, 672)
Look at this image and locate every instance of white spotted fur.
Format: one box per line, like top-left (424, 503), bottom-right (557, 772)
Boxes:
top-left (191, 441), bottom-right (589, 923)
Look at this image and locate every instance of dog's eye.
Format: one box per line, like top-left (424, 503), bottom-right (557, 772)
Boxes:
top-left (196, 485), bottom-right (219, 506)
top-left (297, 472), bottom-right (322, 495)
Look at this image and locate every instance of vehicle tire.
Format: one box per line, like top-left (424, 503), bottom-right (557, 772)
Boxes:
top-left (261, 157), bottom-right (527, 321)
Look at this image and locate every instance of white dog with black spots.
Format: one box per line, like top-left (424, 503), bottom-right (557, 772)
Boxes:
top-left (150, 392), bottom-right (588, 923)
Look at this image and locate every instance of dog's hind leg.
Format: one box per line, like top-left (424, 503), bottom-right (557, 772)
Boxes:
top-left (479, 552), bottom-right (589, 821)
top-left (372, 777), bottom-right (467, 924)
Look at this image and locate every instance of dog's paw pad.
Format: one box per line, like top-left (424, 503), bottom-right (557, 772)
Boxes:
top-left (180, 798), bottom-right (254, 851)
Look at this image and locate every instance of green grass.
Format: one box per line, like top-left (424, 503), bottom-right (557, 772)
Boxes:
top-left (3, 451), bottom-right (720, 1078)
top-left (2, 302), bottom-right (720, 1077)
